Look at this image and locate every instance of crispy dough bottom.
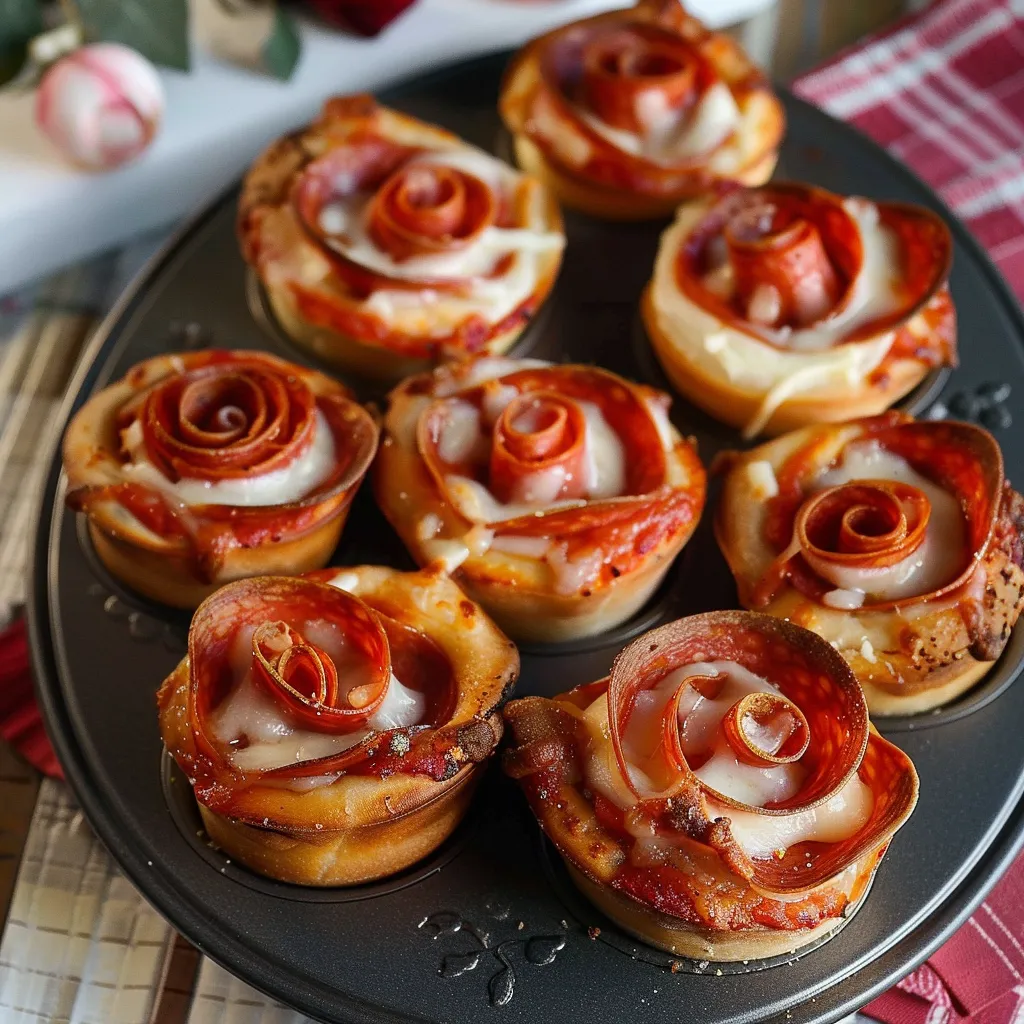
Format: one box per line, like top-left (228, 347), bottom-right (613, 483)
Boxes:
top-left (198, 766), bottom-right (480, 886)
top-left (89, 514), bottom-right (345, 609)
top-left (567, 861), bottom-right (867, 963)
top-left (449, 550), bottom-right (676, 644)
top-left (861, 657), bottom-right (994, 716)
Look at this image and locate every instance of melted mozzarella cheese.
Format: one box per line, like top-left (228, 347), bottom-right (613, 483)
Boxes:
top-left (580, 401), bottom-right (627, 497)
top-left (326, 571), bottom-right (359, 593)
top-left (579, 81), bottom-right (741, 167)
top-left (810, 440), bottom-right (967, 600)
top-left (436, 400), bottom-right (484, 465)
top-left (823, 589), bottom-right (867, 610)
top-left (416, 512), bottom-right (443, 542)
top-left (443, 474), bottom-right (584, 523)
top-left (421, 535), bottom-right (472, 573)
top-left (545, 543), bottom-right (604, 595)
top-left (434, 357), bottom-right (550, 397)
top-left (510, 464), bottom-right (570, 504)
top-left (213, 668), bottom-right (425, 774)
top-left (489, 534), bottom-right (552, 558)
top-left (745, 460), bottom-right (780, 500)
top-left (707, 775), bottom-right (873, 860)
top-left (481, 383), bottom-right (521, 424)
top-left (121, 409), bottom-right (336, 507)
top-left (644, 397), bottom-right (676, 452)
top-left (99, 498), bottom-right (172, 547)
top-left (532, 90), bottom-right (595, 168)
top-left (624, 660), bottom-right (805, 807)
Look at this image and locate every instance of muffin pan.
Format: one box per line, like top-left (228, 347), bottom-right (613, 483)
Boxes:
top-left (30, 53), bottom-right (1024, 1024)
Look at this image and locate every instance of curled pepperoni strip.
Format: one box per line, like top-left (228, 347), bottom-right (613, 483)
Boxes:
top-left (797, 480), bottom-right (931, 575)
top-left (578, 26), bottom-right (700, 133)
top-left (368, 163), bottom-right (497, 261)
top-left (134, 360), bottom-right (316, 482)
top-left (189, 579), bottom-right (390, 757)
top-left (488, 393), bottom-right (589, 504)
top-left (676, 183), bottom-right (952, 346)
top-left (724, 198), bottom-right (841, 327)
top-left (250, 613), bottom-right (391, 732)
top-left (183, 577), bottom-right (463, 800)
top-left (720, 691), bottom-right (810, 767)
top-left (605, 612), bottom-right (917, 895)
top-left (414, 364), bottom-right (696, 543)
top-left (757, 417), bottom-right (1005, 610)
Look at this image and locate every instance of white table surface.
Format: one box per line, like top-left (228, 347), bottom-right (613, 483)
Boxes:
top-left (0, 0), bottom-right (773, 296)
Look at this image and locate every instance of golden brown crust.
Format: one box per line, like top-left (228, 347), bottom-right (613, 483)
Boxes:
top-left (158, 566), bottom-right (519, 886)
top-left (240, 95), bottom-right (564, 379)
top-left (567, 861), bottom-right (866, 961)
top-left (642, 286), bottom-right (931, 437)
top-left (716, 419), bottom-right (1024, 714)
top-left (857, 659), bottom-right (993, 716)
top-left (434, 548), bottom-right (679, 645)
top-left (63, 349), bottom-right (377, 608)
top-left (198, 763), bottom-right (480, 887)
top-left (88, 516), bottom-right (345, 609)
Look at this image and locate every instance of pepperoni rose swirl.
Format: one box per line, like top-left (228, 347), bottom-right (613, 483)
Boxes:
top-left (499, 0), bottom-right (784, 219)
top-left (503, 611), bottom-right (918, 961)
top-left (63, 350), bottom-right (378, 608)
top-left (375, 356), bottom-right (707, 643)
top-left (643, 182), bottom-right (955, 439)
top-left (239, 95), bottom-right (564, 382)
top-left (716, 413), bottom-right (1024, 715)
top-left (157, 570), bottom-right (519, 886)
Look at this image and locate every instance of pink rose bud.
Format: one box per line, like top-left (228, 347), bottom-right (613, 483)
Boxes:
top-left (35, 43), bottom-right (164, 171)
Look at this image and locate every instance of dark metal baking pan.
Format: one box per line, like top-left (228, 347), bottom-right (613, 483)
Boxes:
top-left (29, 53), bottom-right (1024, 1024)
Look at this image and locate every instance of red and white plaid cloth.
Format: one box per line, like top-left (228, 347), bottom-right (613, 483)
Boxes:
top-left (796, 2), bottom-right (1024, 1022)
top-left (795, 0), bottom-right (1024, 305)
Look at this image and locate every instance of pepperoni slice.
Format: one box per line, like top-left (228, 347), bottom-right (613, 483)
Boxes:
top-left (757, 418), bottom-right (1004, 610)
top-left (674, 183), bottom-right (952, 347)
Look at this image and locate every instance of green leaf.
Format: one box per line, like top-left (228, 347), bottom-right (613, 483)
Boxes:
top-left (262, 6), bottom-right (299, 81)
top-left (194, 0), bottom-right (301, 82)
top-left (71, 0), bottom-right (190, 71)
top-left (0, 0), bottom-right (43, 85)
